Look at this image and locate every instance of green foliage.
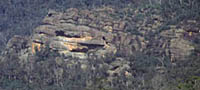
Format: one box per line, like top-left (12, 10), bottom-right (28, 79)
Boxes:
top-left (0, 78), bottom-right (26, 90)
top-left (178, 76), bottom-right (200, 90)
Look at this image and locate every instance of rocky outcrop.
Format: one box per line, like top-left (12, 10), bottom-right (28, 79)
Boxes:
top-left (0, 35), bottom-right (30, 64)
top-left (31, 8), bottom-right (130, 59)
top-left (1, 8), bottom-right (197, 61)
top-left (130, 8), bottom-right (197, 61)
top-left (160, 27), bottom-right (195, 61)
top-left (0, 6), bottom-right (199, 90)
top-left (159, 19), bottom-right (200, 61)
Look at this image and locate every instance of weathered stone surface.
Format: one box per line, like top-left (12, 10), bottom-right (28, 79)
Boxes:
top-left (31, 8), bottom-right (128, 59)
top-left (2, 7), bottom-right (197, 61)
top-left (160, 27), bottom-right (195, 61)
top-left (170, 38), bottom-right (194, 60)
top-left (0, 35), bottom-right (30, 64)
top-left (107, 57), bottom-right (131, 80)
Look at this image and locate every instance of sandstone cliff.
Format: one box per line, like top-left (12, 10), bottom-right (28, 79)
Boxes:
top-left (30, 8), bottom-right (143, 59)
top-left (29, 7), bottom-right (197, 61)
top-left (0, 7), bottom-right (199, 90)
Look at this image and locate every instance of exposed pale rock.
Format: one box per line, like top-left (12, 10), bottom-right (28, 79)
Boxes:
top-left (160, 28), bottom-right (195, 61)
top-left (31, 8), bottom-right (129, 59)
top-left (3, 8), bottom-right (196, 62)
top-left (107, 57), bottom-right (130, 77)
top-left (1, 35), bottom-right (30, 64)
top-left (170, 38), bottom-right (194, 61)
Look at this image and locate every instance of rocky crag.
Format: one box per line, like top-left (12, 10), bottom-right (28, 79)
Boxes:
top-left (1, 7), bottom-right (197, 61)
top-left (29, 7), bottom-right (198, 61)
top-left (31, 8), bottom-right (125, 59)
top-left (0, 7), bottom-right (199, 90)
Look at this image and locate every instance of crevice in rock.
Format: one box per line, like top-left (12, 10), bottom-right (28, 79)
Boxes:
top-left (55, 31), bottom-right (66, 36)
top-left (40, 22), bottom-right (53, 25)
top-left (38, 32), bottom-right (49, 35)
top-left (55, 31), bottom-right (81, 38)
top-left (110, 66), bottom-right (120, 70)
top-left (102, 36), bottom-right (106, 40)
top-left (48, 13), bottom-right (53, 17)
top-left (33, 40), bottom-right (44, 44)
top-left (79, 43), bottom-right (104, 50)
top-left (71, 48), bottom-right (88, 53)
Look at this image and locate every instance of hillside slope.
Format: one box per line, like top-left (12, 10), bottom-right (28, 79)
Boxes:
top-left (0, 0), bottom-right (200, 90)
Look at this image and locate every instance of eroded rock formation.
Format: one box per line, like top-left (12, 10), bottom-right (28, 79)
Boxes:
top-left (0, 7), bottom-right (199, 90)
top-left (31, 8), bottom-right (128, 59)
top-left (2, 7), bottom-right (197, 61)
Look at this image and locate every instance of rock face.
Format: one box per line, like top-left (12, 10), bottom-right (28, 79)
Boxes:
top-left (2, 8), bottom-right (194, 61)
top-left (2, 8), bottom-right (198, 62)
top-left (31, 8), bottom-right (128, 59)
top-left (161, 28), bottom-right (194, 61)
top-left (0, 35), bottom-right (30, 64)
top-left (0, 7), bottom-right (199, 90)
top-left (160, 21), bottom-right (199, 61)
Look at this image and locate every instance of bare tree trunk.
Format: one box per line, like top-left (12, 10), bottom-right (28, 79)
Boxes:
top-left (180, 0), bottom-right (183, 5)
top-left (149, 0), bottom-right (152, 5)
top-left (159, 0), bottom-right (162, 5)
